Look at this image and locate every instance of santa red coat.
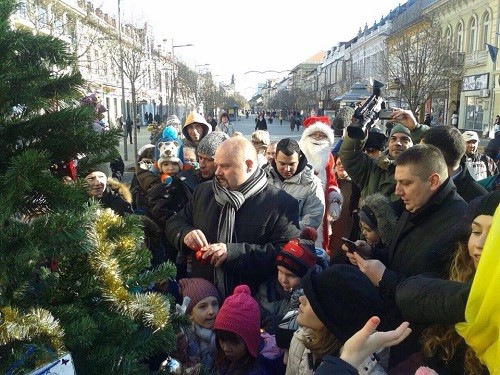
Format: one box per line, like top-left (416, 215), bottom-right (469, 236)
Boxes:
top-left (299, 116), bottom-right (343, 254)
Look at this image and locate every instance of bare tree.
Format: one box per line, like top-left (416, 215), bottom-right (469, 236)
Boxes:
top-left (106, 35), bottom-right (147, 160)
top-left (379, 20), bottom-right (463, 116)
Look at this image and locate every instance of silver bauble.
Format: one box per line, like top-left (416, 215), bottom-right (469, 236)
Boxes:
top-left (159, 356), bottom-right (183, 374)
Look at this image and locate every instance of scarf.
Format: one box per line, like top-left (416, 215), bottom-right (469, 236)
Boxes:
top-left (212, 168), bottom-right (268, 243)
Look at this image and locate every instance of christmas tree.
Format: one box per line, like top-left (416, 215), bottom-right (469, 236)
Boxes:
top-left (0, 1), bottom-right (180, 373)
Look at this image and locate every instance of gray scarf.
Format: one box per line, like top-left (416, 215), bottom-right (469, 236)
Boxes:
top-left (212, 167), bottom-right (268, 243)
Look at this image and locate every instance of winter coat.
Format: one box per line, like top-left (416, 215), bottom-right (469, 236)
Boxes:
top-left (315, 355), bottom-right (358, 375)
top-left (97, 178), bottom-right (133, 216)
top-left (165, 181), bottom-right (300, 298)
top-left (484, 132), bottom-right (500, 162)
top-left (338, 123), bottom-right (428, 202)
top-left (453, 162), bottom-right (488, 203)
top-left (255, 117), bottom-right (268, 131)
top-left (285, 328), bottom-right (316, 375)
top-left (218, 333), bottom-right (285, 375)
top-left (216, 121), bottom-right (235, 136)
top-left (254, 280), bottom-right (302, 335)
top-left (376, 178), bottom-right (467, 300)
top-left (396, 275), bottom-right (470, 325)
top-left (374, 177), bottom-right (467, 368)
top-left (263, 160), bottom-right (325, 231)
top-left (286, 328), bottom-right (387, 375)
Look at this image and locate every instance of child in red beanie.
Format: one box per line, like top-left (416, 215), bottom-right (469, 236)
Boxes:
top-left (214, 285), bottom-right (285, 375)
top-left (255, 227), bottom-right (319, 336)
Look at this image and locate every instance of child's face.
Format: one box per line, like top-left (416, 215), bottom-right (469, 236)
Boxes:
top-left (297, 295), bottom-right (325, 331)
top-left (189, 296), bottom-right (219, 329)
top-left (277, 266), bottom-right (301, 292)
top-left (161, 161), bottom-right (180, 175)
top-left (183, 149), bottom-right (197, 165)
top-left (360, 221), bottom-right (380, 246)
top-left (218, 335), bottom-right (247, 362)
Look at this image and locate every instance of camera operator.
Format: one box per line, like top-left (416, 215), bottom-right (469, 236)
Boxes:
top-left (338, 107), bottom-right (429, 207)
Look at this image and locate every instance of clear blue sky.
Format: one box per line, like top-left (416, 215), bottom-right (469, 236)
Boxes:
top-left (99, 0), bottom-right (405, 98)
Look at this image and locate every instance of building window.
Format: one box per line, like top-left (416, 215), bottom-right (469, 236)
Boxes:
top-left (456, 22), bottom-right (463, 52)
top-left (481, 12), bottom-right (490, 50)
top-left (467, 17), bottom-right (476, 53)
top-left (445, 26), bottom-right (452, 42)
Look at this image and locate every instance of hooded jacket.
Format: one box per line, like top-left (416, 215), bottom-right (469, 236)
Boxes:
top-left (263, 155), bottom-right (325, 231)
top-left (181, 112), bottom-right (211, 149)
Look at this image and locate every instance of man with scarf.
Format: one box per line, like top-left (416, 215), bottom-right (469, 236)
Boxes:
top-left (165, 137), bottom-right (300, 298)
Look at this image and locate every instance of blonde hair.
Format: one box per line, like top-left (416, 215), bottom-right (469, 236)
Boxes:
top-left (421, 239), bottom-right (483, 374)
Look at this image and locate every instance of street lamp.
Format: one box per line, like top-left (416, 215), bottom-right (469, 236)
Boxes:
top-left (117, 0), bottom-right (128, 161)
top-left (169, 40), bottom-right (194, 117)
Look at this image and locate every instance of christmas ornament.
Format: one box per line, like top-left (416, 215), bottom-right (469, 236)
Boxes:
top-left (194, 249), bottom-right (212, 265)
top-left (159, 356), bottom-right (183, 374)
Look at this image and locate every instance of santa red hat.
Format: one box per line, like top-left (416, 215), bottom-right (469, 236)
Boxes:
top-left (301, 117), bottom-right (335, 146)
top-left (303, 116), bottom-right (330, 127)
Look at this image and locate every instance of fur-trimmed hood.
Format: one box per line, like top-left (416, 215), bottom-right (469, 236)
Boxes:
top-left (359, 193), bottom-right (397, 246)
top-left (300, 121), bottom-right (335, 146)
top-left (106, 177), bottom-right (132, 203)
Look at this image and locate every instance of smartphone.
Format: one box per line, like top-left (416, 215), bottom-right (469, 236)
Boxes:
top-left (378, 108), bottom-right (394, 120)
top-left (341, 237), bottom-right (358, 253)
top-left (341, 237), bottom-right (366, 259)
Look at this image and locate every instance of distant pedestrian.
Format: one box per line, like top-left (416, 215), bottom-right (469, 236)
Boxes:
top-left (216, 112), bottom-right (235, 136)
top-left (207, 114), bottom-right (218, 131)
top-left (125, 116), bottom-right (133, 144)
top-left (255, 113), bottom-right (267, 131)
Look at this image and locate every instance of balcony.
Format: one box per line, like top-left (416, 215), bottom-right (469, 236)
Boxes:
top-left (464, 50), bottom-right (488, 68)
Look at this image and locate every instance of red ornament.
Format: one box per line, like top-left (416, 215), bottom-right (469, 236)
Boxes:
top-left (194, 250), bottom-right (212, 265)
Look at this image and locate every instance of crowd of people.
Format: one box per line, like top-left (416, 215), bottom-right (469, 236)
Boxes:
top-left (81, 105), bottom-right (499, 375)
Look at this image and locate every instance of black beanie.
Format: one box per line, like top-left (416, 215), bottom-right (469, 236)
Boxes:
top-left (302, 264), bottom-right (383, 342)
top-left (453, 191), bottom-right (500, 241)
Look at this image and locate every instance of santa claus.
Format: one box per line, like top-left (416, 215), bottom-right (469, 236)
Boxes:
top-left (299, 116), bottom-right (343, 254)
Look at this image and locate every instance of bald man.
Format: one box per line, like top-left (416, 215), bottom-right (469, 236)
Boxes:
top-left (166, 137), bottom-right (300, 298)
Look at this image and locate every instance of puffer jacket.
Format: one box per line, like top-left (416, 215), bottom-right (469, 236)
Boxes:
top-left (263, 160), bottom-right (325, 231)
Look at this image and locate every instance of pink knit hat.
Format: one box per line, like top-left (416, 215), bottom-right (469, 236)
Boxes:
top-left (178, 278), bottom-right (220, 314)
top-left (214, 285), bottom-right (261, 358)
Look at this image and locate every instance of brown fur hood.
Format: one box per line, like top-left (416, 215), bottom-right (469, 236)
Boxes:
top-left (106, 177), bottom-right (132, 203)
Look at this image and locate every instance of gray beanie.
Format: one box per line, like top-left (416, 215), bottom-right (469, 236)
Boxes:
top-left (389, 124), bottom-right (411, 138)
top-left (197, 131), bottom-right (229, 158)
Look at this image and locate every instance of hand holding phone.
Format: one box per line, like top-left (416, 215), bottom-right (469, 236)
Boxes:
top-left (341, 237), bottom-right (366, 259)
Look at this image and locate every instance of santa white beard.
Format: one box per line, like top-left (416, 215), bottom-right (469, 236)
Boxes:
top-left (300, 139), bottom-right (330, 186)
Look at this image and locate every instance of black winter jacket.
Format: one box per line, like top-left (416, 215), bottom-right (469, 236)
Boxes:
top-left (165, 181), bottom-right (300, 297)
top-left (376, 177), bottom-right (467, 299)
top-left (396, 275), bottom-right (470, 324)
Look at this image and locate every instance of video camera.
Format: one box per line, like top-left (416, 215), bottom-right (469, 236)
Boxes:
top-left (347, 79), bottom-right (387, 139)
